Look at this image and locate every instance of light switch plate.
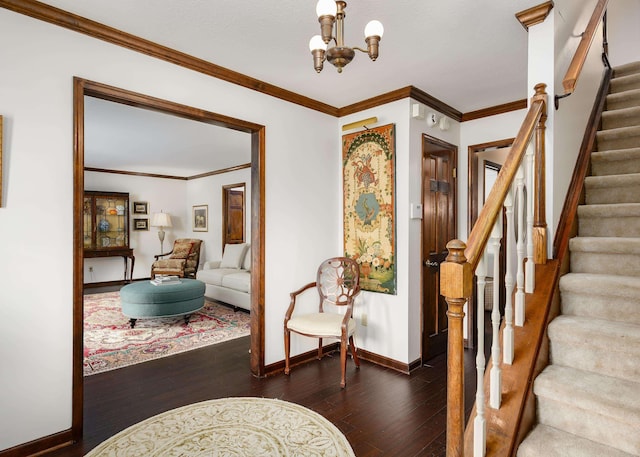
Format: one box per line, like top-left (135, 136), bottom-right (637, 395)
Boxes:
top-left (410, 203), bottom-right (423, 219)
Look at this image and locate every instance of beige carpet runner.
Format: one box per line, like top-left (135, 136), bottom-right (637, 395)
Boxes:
top-left (84, 397), bottom-right (356, 456)
top-left (518, 62), bottom-right (640, 456)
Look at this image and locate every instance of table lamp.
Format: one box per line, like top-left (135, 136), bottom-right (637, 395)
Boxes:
top-left (150, 211), bottom-right (172, 253)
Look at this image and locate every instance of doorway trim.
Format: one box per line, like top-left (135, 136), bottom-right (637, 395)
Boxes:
top-left (72, 77), bottom-right (266, 440)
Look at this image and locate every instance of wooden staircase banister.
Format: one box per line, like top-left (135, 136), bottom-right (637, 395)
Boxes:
top-left (441, 84), bottom-right (548, 457)
top-left (464, 84), bottom-right (547, 271)
top-left (562, 0), bottom-right (609, 95)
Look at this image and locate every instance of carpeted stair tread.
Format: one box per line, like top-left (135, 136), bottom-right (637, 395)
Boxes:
top-left (533, 365), bottom-right (640, 455)
top-left (548, 315), bottom-right (640, 381)
top-left (601, 106), bottom-right (640, 130)
top-left (606, 88), bottom-right (640, 111)
top-left (569, 237), bottom-right (640, 276)
top-left (609, 72), bottom-right (640, 94)
top-left (517, 424), bottom-right (636, 457)
top-left (584, 173), bottom-right (640, 204)
top-left (560, 273), bottom-right (640, 325)
top-left (613, 61), bottom-right (640, 78)
top-left (578, 203), bottom-right (640, 237)
top-left (596, 125), bottom-right (640, 151)
top-left (591, 147), bottom-right (640, 176)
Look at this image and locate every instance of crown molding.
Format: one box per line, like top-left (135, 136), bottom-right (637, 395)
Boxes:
top-left (84, 163), bottom-right (250, 180)
top-left (461, 99), bottom-right (527, 122)
top-left (516, 1), bottom-right (554, 31)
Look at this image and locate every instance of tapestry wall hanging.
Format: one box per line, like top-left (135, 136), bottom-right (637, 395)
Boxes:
top-left (342, 123), bottom-right (396, 294)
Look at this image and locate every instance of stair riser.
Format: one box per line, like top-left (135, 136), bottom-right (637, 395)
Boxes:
top-left (561, 291), bottom-right (640, 325)
top-left (550, 339), bottom-right (640, 382)
top-left (609, 77), bottom-right (640, 94)
top-left (607, 93), bottom-right (640, 111)
top-left (536, 399), bottom-right (640, 455)
top-left (578, 216), bottom-right (640, 237)
top-left (602, 111), bottom-right (640, 130)
top-left (570, 251), bottom-right (640, 277)
top-left (585, 184), bottom-right (640, 204)
top-left (596, 134), bottom-right (640, 151)
top-left (592, 158), bottom-right (640, 176)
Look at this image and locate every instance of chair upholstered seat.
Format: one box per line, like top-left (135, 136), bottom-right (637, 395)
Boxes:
top-left (287, 313), bottom-right (355, 338)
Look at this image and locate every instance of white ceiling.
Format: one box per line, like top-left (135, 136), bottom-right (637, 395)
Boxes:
top-left (39, 0), bottom-right (541, 175)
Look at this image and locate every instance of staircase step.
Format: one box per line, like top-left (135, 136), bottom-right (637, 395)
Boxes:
top-left (607, 88), bottom-right (640, 110)
top-left (596, 125), bottom-right (640, 151)
top-left (533, 365), bottom-right (640, 455)
top-left (578, 203), bottom-right (640, 237)
top-left (613, 61), bottom-right (640, 78)
top-left (548, 315), bottom-right (640, 381)
top-left (517, 424), bottom-right (637, 457)
top-left (591, 147), bottom-right (640, 176)
top-left (609, 72), bottom-right (640, 94)
top-left (569, 236), bottom-right (640, 276)
top-left (584, 173), bottom-right (640, 204)
top-left (601, 106), bottom-right (640, 130)
top-left (560, 273), bottom-right (640, 325)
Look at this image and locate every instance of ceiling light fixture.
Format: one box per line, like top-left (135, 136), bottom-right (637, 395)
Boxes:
top-left (309, 0), bottom-right (384, 73)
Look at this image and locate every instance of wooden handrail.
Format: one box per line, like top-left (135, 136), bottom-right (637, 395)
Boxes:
top-left (442, 84), bottom-right (548, 457)
top-left (465, 84), bottom-right (547, 271)
top-left (562, 0), bottom-right (609, 95)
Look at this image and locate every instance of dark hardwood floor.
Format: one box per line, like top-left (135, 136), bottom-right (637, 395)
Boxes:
top-left (47, 287), bottom-right (480, 456)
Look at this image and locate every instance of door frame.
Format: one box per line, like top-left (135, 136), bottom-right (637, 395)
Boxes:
top-left (421, 133), bottom-right (457, 361)
top-left (72, 78), bottom-right (266, 441)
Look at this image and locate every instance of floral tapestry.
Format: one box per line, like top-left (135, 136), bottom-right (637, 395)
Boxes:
top-left (343, 123), bottom-right (396, 294)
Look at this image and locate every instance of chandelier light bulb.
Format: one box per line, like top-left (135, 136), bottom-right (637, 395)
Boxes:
top-left (309, 35), bottom-right (327, 52)
top-left (364, 20), bottom-right (384, 39)
top-left (316, 0), bottom-right (337, 18)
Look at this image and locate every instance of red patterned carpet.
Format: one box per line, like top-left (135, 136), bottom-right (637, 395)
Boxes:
top-left (83, 291), bottom-right (250, 375)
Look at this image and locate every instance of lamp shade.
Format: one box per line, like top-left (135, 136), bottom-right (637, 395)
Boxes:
top-left (309, 35), bottom-right (327, 52)
top-left (315, 0), bottom-right (337, 17)
top-left (151, 212), bottom-right (172, 228)
top-left (364, 20), bottom-right (384, 38)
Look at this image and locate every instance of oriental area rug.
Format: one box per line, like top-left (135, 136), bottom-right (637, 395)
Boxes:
top-left (85, 397), bottom-right (356, 457)
top-left (84, 291), bottom-right (250, 375)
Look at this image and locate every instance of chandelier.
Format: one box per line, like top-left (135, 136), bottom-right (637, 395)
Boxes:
top-left (309, 0), bottom-right (384, 73)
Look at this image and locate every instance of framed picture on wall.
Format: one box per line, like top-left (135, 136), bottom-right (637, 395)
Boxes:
top-left (133, 218), bottom-right (149, 231)
top-left (133, 201), bottom-right (148, 214)
top-left (193, 205), bottom-right (208, 232)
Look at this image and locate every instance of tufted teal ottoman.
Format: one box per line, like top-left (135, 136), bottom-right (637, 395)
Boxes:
top-left (120, 278), bottom-right (206, 328)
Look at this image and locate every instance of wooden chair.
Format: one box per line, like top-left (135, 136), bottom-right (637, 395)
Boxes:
top-left (284, 257), bottom-right (361, 388)
top-left (150, 238), bottom-right (202, 279)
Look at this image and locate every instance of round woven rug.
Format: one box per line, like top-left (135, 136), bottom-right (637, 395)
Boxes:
top-left (85, 397), bottom-right (355, 456)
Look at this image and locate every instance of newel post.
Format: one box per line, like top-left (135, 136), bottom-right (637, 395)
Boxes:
top-left (533, 83), bottom-right (548, 264)
top-left (441, 240), bottom-right (473, 457)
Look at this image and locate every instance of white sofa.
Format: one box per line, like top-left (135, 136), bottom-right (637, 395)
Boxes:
top-left (196, 243), bottom-right (251, 311)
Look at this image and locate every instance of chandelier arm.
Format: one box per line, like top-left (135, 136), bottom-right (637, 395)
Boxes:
top-left (351, 47), bottom-right (368, 54)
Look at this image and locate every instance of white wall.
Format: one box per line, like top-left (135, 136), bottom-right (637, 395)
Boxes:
top-left (186, 167), bottom-right (252, 263)
top-left (0, 9), bottom-right (336, 450)
top-left (607, 0), bottom-right (640, 67)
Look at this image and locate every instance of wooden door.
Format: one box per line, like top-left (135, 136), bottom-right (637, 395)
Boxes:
top-left (422, 135), bottom-right (457, 361)
top-left (223, 184), bottom-right (245, 247)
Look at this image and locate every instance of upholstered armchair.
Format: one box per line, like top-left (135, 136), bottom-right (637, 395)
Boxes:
top-left (150, 238), bottom-right (202, 279)
top-left (284, 257), bottom-right (361, 388)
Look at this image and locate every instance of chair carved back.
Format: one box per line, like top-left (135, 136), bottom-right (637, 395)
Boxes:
top-left (317, 257), bottom-right (360, 311)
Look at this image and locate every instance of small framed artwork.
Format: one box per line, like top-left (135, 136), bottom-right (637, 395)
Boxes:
top-left (193, 204), bottom-right (208, 232)
top-left (133, 201), bottom-right (148, 214)
top-left (133, 218), bottom-right (149, 231)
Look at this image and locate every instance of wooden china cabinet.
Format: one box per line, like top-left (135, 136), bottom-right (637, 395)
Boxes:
top-left (83, 190), bottom-right (135, 282)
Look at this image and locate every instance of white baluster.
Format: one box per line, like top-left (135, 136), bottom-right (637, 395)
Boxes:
top-left (515, 163), bottom-right (526, 326)
top-left (489, 220), bottom-right (502, 409)
top-left (503, 189), bottom-right (515, 365)
top-left (525, 143), bottom-right (535, 293)
top-left (474, 256), bottom-right (487, 456)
